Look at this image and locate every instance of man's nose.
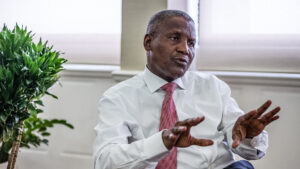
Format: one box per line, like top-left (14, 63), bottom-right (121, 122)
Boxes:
top-left (176, 40), bottom-right (189, 55)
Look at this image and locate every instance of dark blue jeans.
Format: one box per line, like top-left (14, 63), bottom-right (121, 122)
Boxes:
top-left (224, 160), bottom-right (254, 169)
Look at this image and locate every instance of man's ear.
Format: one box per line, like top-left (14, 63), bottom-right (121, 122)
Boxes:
top-left (143, 34), bottom-right (152, 51)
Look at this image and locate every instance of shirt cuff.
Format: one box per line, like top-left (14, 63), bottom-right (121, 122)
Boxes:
top-left (250, 130), bottom-right (269, 153)
top-left (143, 130), bottom-right (169, 162)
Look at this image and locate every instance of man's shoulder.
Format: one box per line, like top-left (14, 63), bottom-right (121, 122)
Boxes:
top-left (183, 71), bottom-right (229, 91)
top-left (183, 71), bottom-right (219, 83)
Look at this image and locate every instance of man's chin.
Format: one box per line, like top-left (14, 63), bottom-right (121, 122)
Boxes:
top-left (169, 68), bottom-right (187, 79)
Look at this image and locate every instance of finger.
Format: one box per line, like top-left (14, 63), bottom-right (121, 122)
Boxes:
top-left (175, 116), bottom-right (205, 127)
top-left (163, 130), bottom-right (180, 143)
top-left (170, 126), bottom-right (187, 135)
top-left (256, 100), bottom-right (272, 117)
top-left (232, 137), bottom-right (240, 148)
top-left (264, 115), bottom-right (280, 126)
top-left (232, 132), bottom-right (243, 148)
top-left (187, 116), bottom-right (205, 126)
top-left (243, 110), bottom-right (257, 121)
top-left (162, 130), bottom-right (179, 149)
top-left (261, 107), bottom-right (280, 122)
top-left (167, 133), bottom-right (178, 141)
top-left (190, 137), bottom-right (214, 146)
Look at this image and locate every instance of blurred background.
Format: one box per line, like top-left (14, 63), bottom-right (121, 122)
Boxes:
top-left (0, 0), bottom-right (299, 168)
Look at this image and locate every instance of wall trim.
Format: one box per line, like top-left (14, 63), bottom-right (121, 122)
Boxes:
top-left (60, 64), bottom-right (120, 78)
top-left (112, 69), bottom-right (300, 87)
top-left (204, 71), bottom-right (300, 87)
top-left (59, 64), bottom-right (300, 87)
top-left (112, 70), bottom-right (142, 81)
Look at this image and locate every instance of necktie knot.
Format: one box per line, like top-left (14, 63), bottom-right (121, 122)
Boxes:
top-left (161, 82), bottom-right (177, 93)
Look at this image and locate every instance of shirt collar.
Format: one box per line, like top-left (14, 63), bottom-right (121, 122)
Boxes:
top-left (143, 67), bottom-right (185, 93)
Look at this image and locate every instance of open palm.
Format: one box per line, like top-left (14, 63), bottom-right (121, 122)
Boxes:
top-left (232, 100), bottom-right (280, 148)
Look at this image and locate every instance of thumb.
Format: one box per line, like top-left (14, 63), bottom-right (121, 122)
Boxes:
top-left (232, 137), bottom-right (240, 148)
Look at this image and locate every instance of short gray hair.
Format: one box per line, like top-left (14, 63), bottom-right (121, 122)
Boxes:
top-left (146, 10), bottom-right (194, 36)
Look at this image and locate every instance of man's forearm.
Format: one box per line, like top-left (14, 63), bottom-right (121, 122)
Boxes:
top-left (94, 131), bottom-right (169, 169)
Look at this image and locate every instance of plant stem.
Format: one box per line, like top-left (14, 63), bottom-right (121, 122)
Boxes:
top-left (6, 129), bottom-right (22, 169)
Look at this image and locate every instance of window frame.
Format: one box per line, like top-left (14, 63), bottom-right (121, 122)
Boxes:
top-left (194, 0), bottom-right (300, 73)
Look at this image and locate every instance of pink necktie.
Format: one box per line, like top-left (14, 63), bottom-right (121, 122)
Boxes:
top-left (156, 82), bottom-right (178, 169)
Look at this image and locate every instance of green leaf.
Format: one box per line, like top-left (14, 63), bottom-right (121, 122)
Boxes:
top-left (41, 139), bottom-right (48, 145)
top-left (36, 109), bottom-right (43, 114)
top-left (0, 114), bottom-right (8, 123)
top-left (45, 91), bottom-right (58, 99)
top-left (41, 132), bottom-right (50, 136)
top-left (0, 23), bottom-right (72, 155)
top-left (34, 100), bottom-right (44, 106)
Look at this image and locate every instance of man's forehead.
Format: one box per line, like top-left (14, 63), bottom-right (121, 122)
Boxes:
top-left (159, 17), bottom-right (196, 36)
top-left (162, 16), bottom-right (194, 26)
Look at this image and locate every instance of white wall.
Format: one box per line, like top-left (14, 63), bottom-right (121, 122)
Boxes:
top-left (216, 73), bottom-right (300, 169)
top-left (15, 68), bottom-right (300, 169)
top-left (16, 69), bottom-right (117, 169)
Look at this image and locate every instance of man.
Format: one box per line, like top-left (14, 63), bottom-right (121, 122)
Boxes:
top-left (93, 10), bottom-right (280, 169)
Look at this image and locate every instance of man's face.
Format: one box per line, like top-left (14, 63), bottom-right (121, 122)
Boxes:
top-left (144, 16), bottom-right (196, 82)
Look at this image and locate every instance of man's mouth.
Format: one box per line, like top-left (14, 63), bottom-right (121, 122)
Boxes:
top-left (173, 57), bottom-right (188, 66)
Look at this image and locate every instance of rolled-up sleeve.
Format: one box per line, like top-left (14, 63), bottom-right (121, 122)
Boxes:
top-left (93, 95), bottom-right (169, 169)
top-left (217, 77), bottom-right (268, 160)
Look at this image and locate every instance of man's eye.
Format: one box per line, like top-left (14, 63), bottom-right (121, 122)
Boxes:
top-left (188, 41), bottom-right (195, 47)
top-left (170, 36), bottom-right (179, 41)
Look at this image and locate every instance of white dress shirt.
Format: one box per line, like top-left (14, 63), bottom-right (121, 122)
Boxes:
top-left (93, 68), bottom-right (268, 169)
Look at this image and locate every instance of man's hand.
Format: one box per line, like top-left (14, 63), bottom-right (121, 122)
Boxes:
top-left (162, 117), bottom-right (214, 150)
top-left (232, 100), bottom-right (280, 148)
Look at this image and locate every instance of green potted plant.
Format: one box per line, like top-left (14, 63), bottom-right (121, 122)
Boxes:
top-left (0, 24), bottom-right (73, 169)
